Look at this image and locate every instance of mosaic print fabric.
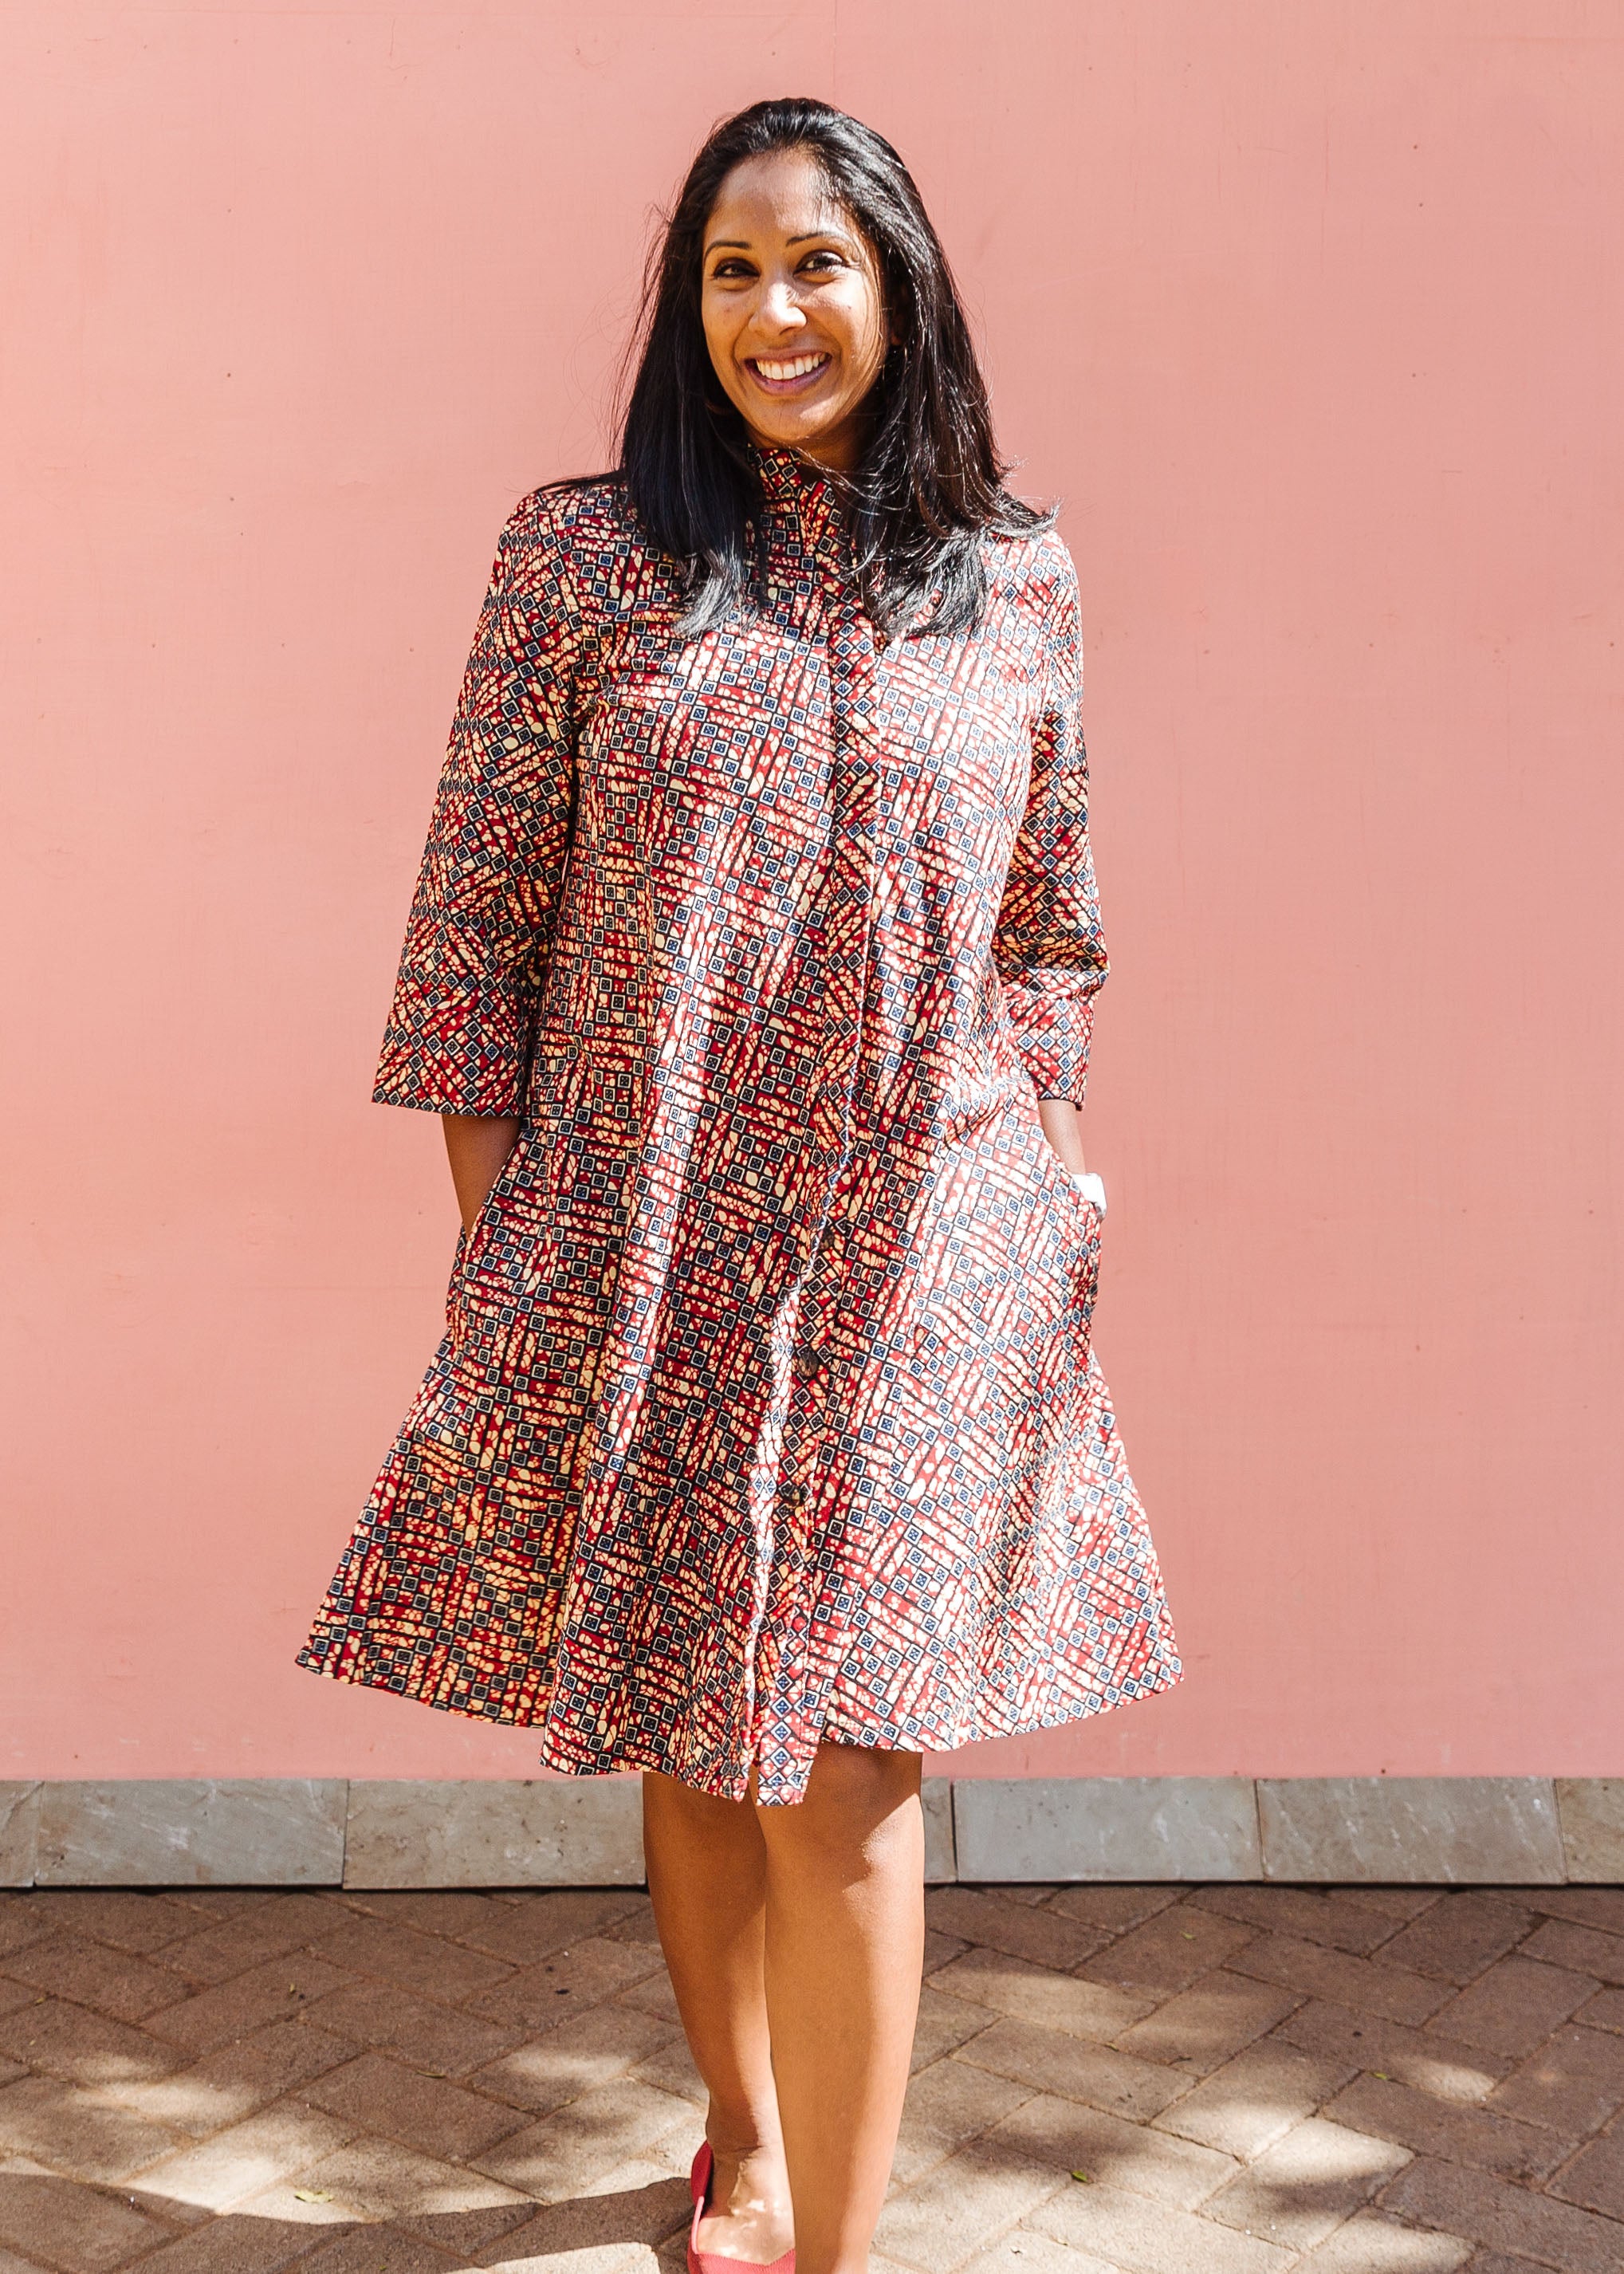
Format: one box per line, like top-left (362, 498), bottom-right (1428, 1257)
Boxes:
top-left (298, 451), bottom-right (1181, 1803)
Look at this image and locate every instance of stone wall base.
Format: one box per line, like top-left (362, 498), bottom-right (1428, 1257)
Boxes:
top-left (2, 1776), bottom-right (1621, 1890)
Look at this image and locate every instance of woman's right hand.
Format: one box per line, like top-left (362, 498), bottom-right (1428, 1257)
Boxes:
top-left (442, 1114), bottom-right (521, 1233)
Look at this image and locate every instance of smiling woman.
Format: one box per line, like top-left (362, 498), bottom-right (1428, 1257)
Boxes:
top-left (700, 150), bottom-right (891, 467)
top-left (297, 94), bottom-right (1178, 2274)
top-left (619, 97), bottom-right (1053, 644)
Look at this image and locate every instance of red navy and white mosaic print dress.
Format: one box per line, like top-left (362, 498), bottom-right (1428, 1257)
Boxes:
top-left (299, 450), bottom-right (1181, 1804)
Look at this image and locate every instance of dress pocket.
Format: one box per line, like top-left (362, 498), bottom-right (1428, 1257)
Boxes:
top-left (1074, 1186), bottom-right (1103, 1338)
top-left (1028, 1131), bottom-right (1103, 1340)
top-left (446, 1052), bottom-right (582, 1347)
top-left (454, 1130), bottom-right (533, 1285)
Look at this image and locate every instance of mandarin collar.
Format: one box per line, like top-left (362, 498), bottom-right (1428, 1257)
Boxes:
top-left (750, 444), bottom-right (838, 509)
top-left (748, 445), bottom-right (853, 577)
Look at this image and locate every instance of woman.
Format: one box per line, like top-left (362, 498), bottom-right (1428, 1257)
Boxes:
top-left (301, 96), bottom-right (1180, 2274)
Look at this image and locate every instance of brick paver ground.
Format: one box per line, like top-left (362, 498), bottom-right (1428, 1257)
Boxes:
top-left (2, 1880), bottom-right (1622, 2272)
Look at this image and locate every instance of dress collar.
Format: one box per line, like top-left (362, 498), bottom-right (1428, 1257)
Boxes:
top-left (749, 446), bottom-right (850, 565)
top-left (750, 443), bottom-right (836, 506)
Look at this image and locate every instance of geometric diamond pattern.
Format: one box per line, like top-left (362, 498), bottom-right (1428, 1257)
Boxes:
top-left (297, 447), bottom-right (1180, 1801)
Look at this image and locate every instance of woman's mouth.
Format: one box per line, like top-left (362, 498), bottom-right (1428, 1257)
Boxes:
top-left (745, 352), bottom-right (832, 395)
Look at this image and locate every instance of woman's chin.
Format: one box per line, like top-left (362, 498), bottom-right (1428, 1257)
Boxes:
top-left (748, 409), bottom-right (858, 465)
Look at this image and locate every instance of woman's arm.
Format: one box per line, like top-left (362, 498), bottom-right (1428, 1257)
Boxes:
top-left (373, 497), bottom-right (584, 1123)
top-left (992, 548), bottom-right (1108, 1123)
top-left (1037, 1096), bottom-right (1087, 1178)
top-left (442, 1114), bottom-right (520, 1234)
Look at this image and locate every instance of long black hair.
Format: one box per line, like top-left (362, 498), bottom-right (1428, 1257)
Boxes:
top-left (619, 97), bottom-right (1051, 639)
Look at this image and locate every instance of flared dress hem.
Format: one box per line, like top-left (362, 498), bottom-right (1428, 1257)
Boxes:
top-left (294, 1631), bottom-right (1182, 1804)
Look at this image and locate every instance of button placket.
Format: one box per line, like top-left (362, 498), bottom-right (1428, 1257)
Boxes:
top-left (751, 482), bottom-right (891, 1800)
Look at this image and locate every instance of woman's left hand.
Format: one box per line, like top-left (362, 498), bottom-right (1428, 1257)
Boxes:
top-left (1036, 1096), bottom-right (1088, 1179)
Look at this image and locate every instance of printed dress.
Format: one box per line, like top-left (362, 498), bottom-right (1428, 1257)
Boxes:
top-left (298, 450), bottom-right (1181, 1804)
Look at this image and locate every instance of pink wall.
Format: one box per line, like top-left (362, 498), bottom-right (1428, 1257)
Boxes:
top-left (5, 2), bottom-right (1621, 1784)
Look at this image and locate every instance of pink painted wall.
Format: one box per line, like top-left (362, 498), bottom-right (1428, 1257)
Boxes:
top-left (5, 2), bottom-right (1621, 1784)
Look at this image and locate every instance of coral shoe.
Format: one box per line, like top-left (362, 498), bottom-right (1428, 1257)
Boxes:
top-left (688, 2142), bottom-right (796, 2274)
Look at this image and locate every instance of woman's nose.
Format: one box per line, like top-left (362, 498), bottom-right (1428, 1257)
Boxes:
top-left (756, 276), bottom-right (808, 332)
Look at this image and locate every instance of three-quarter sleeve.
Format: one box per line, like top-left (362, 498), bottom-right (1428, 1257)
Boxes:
top-left (372, 500), bottom-right (584, 1115)
top-left (993, 547), bottom-right (1109, 1107)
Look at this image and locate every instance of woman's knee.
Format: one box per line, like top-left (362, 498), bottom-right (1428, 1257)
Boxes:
top-left (757, 1745), bottom-right (923, 1867)
top-left (643, 1767), bottom-right (763, 1845)
top-left (807, 1742), bottom-right (922, 1810)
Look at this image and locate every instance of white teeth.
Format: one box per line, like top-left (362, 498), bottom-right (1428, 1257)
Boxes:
top-left (754, 354), bottom-right (828, 381)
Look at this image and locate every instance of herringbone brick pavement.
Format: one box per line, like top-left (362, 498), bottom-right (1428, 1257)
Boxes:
top-left (2, 1879), bottom-right (1622, 2271)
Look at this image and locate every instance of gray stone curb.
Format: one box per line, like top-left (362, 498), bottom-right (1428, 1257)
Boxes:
top-left (345, 1777), bottom-right (646, 1888)
top-left (954, 1775), bottom-right (1262, 1882)
top-left (27, 1781), bottom-right (347, 1888)
top-left (1256, 1775), bottom-right (1567, 1884)
top-left (2, 1776), bottom-right (1620, 1887)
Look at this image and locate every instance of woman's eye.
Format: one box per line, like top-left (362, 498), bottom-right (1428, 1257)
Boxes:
top-left (800, 251), bottom-right (843, 273)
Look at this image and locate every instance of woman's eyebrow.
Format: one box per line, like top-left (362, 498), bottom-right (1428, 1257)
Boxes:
top-left (705, 229), bottom-right (852, 254)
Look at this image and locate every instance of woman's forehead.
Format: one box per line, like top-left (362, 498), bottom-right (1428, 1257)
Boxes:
top-left (705, 149), bottom-right (855, 246)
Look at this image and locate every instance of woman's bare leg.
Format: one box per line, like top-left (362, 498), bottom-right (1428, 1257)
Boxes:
top-left (642, 1771), bottom-right (794, 2262)
top-left (642, 1745), bottom-right (924, 2272)
top-left (757, 1745), bottom-right (924, 2274)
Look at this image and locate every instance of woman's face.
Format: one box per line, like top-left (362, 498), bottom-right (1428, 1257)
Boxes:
top-left (701, 147), bottom-right (889, 474)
